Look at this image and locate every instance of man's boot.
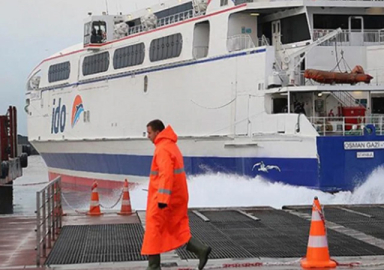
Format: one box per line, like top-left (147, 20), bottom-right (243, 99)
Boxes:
top-left (186, 237), bottom-right (212, 270)
top-left (146, 254), bottom-right (161, 270)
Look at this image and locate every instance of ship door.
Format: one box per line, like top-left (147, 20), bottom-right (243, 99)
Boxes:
top-left (235, 94), bottom-right (249, 136)
top-left (193, 21), bottom-right (210, 59)
top-left (349, 16), bottom-right (364, 46)
top-left (272, 20), bottom-right (281, 49)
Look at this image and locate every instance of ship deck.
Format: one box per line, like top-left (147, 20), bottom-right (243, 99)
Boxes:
top-left (2, 204), bottom-right (384, 270)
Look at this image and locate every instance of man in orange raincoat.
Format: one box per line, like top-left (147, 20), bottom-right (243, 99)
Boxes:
top-left (142, 119), bottom-right (211, 270)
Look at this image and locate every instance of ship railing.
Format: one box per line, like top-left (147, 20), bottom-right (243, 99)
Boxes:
top-left (308, 115), bottom-right (384, 136)
top-left (128, 24), bottom-right (144, 35)
top-left (313, 29), bottom-right (384, 45)
top-left (380, 28), bottom-right (384, 42)
top-left (128, 9), bottom-right (203, 36)
top-left (331, 91), bottom-right (358, 107)
top-left (36, 176), bottom-right (62, 267)
top-left (258, 35), bottom-right (271, 47)
top-left (227, 34), bottom-right (256, 52)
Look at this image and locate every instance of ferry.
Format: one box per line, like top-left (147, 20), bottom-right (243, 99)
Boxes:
top-left (25, 0), bottom-right (384, 192)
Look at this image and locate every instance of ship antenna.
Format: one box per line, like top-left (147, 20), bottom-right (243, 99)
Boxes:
top-left (105, 0), bottom-right (109, 14)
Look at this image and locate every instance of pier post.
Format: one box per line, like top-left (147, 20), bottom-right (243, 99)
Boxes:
top-left (0, 183), bottom-right (13, 214)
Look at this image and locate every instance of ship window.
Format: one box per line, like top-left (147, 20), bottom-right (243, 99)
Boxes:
top-left (144, 75), bottom-right (148, 93)
top-left (48, 62), bottom-right (70, 83)
top-left (149, 33), bottom-right (183, 62)
top-left (220, 0), bottom-right (228, 6)
top-left (91, 21), bottom-right (107, 44)
top-left (82, 52), bottom-right (110, 76)
top-left (280, 14), bottom-right (311, 44)
top-left (113, 43), bottom-right (145, 69)
top-left (154, 2), bottom-right (193, 20)
top-left (84, 21), bottom-right (107, 45)
top-left (27, 70), bottom-right (42, 90)
top-left (313, 14), bottom-right (384, 30)
top-left (233, 0), bottom-right (249, 5)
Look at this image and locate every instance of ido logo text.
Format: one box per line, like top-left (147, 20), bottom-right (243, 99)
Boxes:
top-left (51, 98), bottom-right (66, 134)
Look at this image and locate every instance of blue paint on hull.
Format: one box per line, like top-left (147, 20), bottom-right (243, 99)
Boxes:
top-left (40, 126), bottom-right (384, 192)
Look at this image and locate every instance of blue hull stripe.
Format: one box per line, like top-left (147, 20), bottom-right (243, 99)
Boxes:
top-left (41, 152), bottom-right (320, 189)
top-left (41, 126), bottom-right (384, 192)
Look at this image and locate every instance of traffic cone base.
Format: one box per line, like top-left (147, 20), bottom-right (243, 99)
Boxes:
top-left (301, 256), bottom-right (337, 268)
top-left (300, 197), bottom-right (336, 269)
top-left (118, 179), bottom-right (133, 215)
top-left (88, 212), bottom-right (103, 216)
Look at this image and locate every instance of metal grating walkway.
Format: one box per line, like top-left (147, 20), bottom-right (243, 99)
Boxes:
top-left (45, 208), bottom-right (384, 265)
top-left (176, 209), bottom-right (384, 259)
top-left (294, 206), bottom-right (384, 241)
top-left (45, 224), bottom-right (147, 265)
top-left (176, 211), bottom-right (255, 260)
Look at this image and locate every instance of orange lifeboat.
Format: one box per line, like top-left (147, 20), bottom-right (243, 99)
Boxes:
top-left (304, 65), bottom-right (373, 85)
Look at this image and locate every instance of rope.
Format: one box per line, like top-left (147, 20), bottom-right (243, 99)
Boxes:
top-left (99, 190), bottom-right (123, 209)
top-left (314, 204), bottom-right (325, 222)
top-left (333, 260), bottom-right (361, 267)
top-left (190, 97), bottom-right (236, 110)
top-left (358, 261), bottom-right (384, 267)
top-left (0, 181), bottom-right (48, 187)
top-left (177, 258), bottom-right (301, 269)
top-left (178, 257), bottom-right (384, 270)
top-left (61, 192), bottom-right (89, 214)
top-left (61, 187), bottom-right (124, 213)
top-left (177, 258), bottom-right (384, 270)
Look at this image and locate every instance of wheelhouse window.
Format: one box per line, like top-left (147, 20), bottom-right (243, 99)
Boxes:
top-left (82, 52), bottom-right (110, 76)
top-left (48, 62), bottom-right (71, 83)
top-left (84, 21), bottom-right (107, 45)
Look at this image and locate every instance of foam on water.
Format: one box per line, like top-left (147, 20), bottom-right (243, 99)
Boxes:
top-left (130, 166), bottom-right (384, 210)
top-left (8, 156), bottom-right (384, 215)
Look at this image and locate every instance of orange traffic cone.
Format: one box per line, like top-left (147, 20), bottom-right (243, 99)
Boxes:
top-left (87, 181), bottom-right (102, 216)
top-left (301, 197), bottom-right (336, 269)
top-left (118, 179), bottom-right (133, 215)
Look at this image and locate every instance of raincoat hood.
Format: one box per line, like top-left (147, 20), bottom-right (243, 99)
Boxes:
top-left (154, 125), bottom-right (178, 145)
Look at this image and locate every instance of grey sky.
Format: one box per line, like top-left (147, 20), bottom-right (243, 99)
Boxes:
top-left (1, 0), bottom-right (158, 135)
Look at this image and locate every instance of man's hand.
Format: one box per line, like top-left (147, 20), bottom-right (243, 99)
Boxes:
top-left (158, 203), bottom-right (167, 209)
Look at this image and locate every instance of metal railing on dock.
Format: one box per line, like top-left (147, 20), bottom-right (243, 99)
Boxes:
top-left (36, 176), bottom-right (62, 266)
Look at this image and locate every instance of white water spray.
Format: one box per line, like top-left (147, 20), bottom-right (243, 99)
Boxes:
top-left (130, 166), bottom-right (384, 210)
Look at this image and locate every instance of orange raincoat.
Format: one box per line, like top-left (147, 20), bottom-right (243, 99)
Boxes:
top-left (141, 125), bottom-right (191, 255)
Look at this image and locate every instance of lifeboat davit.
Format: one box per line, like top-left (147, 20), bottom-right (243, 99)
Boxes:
top-left (304, 65), bottom-right (373, 85)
